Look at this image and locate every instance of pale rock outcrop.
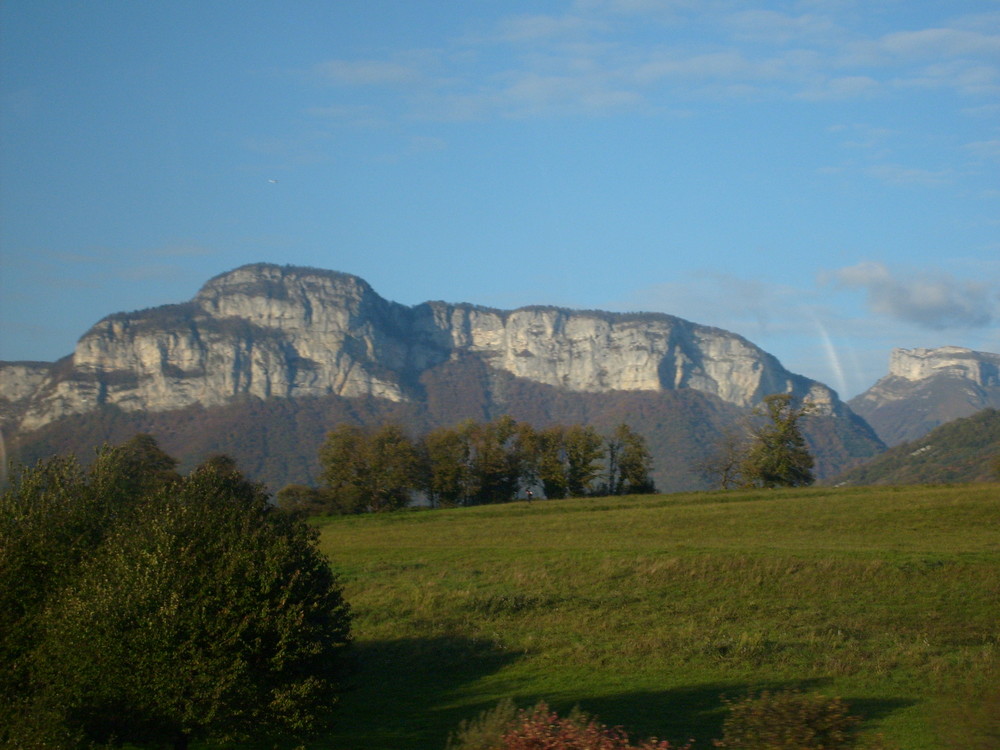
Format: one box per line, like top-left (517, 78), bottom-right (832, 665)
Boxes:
top-left (4, 263), bottom-right (847, 432)
top-left (0, 362), bottom-right (52, 403)
top-left (887, 346), bottom-right (1000, 386)
top-left (849, 346), bottom-right (1000, 445)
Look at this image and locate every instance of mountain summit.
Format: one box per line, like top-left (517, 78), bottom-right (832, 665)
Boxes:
top-left (849, 346), bottom-right (1000, 446)
top-left (4, 263), bottom-right (849, 430)
top-left (1, 263), bottom-right (883, 490)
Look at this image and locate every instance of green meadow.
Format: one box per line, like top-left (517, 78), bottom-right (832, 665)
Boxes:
top-left (314, 484), bottom-right (1000, 750)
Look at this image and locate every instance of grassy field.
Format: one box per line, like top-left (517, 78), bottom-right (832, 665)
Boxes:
top-left (313, 484), bottom-right (1000, 750)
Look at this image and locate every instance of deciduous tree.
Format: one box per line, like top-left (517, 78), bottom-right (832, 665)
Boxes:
top-left (701, 427), bottom-right (749, 490)
top-left (319, 423), bottom-right (419, 512)
top-left (464, 416), bottom-right (529, 504)
top-left (564, 424), bottom-right (604, 497)
top-left (421, 424), bottom-right (474, 507)
top-left (739, 394), bottom-right (815, 489)
top-left (533, 425), bottom-right (569, 499)
top-left (605, 423), bottom-right (655, 495)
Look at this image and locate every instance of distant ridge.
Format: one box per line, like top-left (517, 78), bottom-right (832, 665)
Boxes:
top-left (830, 408), bottom-right (1000, 486)
top-left (2, 262), bottom-right (885, 491)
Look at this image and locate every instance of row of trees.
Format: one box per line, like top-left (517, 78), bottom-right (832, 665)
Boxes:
top-left (0, 435), bottom-right (352, 749)
top-left (278, 417), bottom-right (655, 515)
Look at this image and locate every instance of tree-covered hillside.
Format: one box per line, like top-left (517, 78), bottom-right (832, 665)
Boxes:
top-left (8, 356), bottom-right (885, 494)
top-left (829, 408), bottom-right (1000, 486)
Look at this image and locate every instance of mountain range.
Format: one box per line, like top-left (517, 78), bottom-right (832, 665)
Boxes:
top-left (1, 263), bottom-right (994, 492)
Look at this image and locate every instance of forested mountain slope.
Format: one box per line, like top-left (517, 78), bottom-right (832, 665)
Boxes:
top-left (830, 408), bottom-right (1000, 486)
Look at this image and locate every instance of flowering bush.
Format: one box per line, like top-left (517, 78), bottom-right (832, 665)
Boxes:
top-left (448, 692), bottom-right (895, 750)
top-left (448, 701), bottom-right (689, 750)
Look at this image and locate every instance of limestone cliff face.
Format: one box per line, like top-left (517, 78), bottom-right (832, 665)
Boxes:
top-left (3, 263), bottom-right (844, 432)
top-left (0, 362), bottom-right (53, 428)
top-left (849, 346), bottom-right (1000, 446)
top-left (886, 346), bottom-right (1000, 386)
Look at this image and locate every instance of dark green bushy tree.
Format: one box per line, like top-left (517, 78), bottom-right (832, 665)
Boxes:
top-left (276, 482), bottom-right (332, 516)
top-left (1, 435), bottom-right (182, 738)
top-left (0, 439), bottom-right (351, 749)
top-left (465, 416), bottom-right (529, 504)
top-left (740, 394), bottom-right (815, 489)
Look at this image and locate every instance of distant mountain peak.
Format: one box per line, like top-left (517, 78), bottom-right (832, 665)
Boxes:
top-left (889, 346), bottom-right (1000, 385)
top-left (850, 346), bottom-right (1000, 446)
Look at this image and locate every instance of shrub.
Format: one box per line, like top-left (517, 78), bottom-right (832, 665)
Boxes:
top-left (446, 698), bottom-right (521, 750)
top-left (447, 700), bottom-right (688, 750)
top-left (713, 690), bottom-right (860, 750)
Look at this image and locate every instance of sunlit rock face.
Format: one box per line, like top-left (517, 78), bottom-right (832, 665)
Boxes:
top-left (0, 362), bottom-right (52, 429)
top-left (887, 346), bottom-right (1000, 385)
top-left (4, 263), bottom-right (845, 432)
top-left (849, 346), bottom-right (1000, 446)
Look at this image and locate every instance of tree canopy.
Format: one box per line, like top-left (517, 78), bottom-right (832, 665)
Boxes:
top-left (0, 436), bottom-right (351, 749)
top-left (701, 395), bottom-right (816, 490)
top-left (302, 417), bottom-right (656, 513)
top-left (739, 394), bottom-right (815, 489)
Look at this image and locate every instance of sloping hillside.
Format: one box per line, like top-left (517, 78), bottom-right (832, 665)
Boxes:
top-left (830, 408), bottom-right (1000, 486)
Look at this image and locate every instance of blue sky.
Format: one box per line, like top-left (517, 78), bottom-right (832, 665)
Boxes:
top-left (1, 1), bottom-right (998, 399)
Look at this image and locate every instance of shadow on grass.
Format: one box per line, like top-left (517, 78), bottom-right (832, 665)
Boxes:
top-left (573, 681), bottom-right (914, 747)
top-left (323, 635), bottom-right (522, 750)
top-left (307, 641), bottom-right (915, 750)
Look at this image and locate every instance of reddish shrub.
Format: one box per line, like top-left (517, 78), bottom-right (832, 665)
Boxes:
top-left (497, 702), bottom-right (686, 750)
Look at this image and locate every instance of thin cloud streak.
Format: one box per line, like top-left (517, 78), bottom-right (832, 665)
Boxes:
top-left (299, 4), bottom-right (1000, 123)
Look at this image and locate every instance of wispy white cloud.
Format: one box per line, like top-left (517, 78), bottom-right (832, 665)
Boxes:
top-left (828, 123), bottom-right (897, 152)
top-left (796, 74), bottom-right (879, 100)
top-left (865, 163), bottom-right (955, 187)
top-left (879, 28), bottom-right (1000, 59)
top-left (305, 104), bottom-right (384, 128)
top-left (633, 50), bottom-right (788, 84)
top-left (494, 13), bottom-right (607, 43)
top-left (315, 59), bottom-right (423, 86)
top-left (299, 4), bottom-right (1000, 122)
top-left (724, 9), bottom-right (841, 44)
top-left (496, 71), bottom-right (639, 115)
top-left (574, 0), bottom-right (704, 16)
top-left (827, 261), bottom-right (998, 330)
top-left (965, 139), bottom-right (1000, 163)
top-left (895, 60), bottom-right (1000, 96)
